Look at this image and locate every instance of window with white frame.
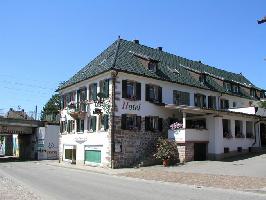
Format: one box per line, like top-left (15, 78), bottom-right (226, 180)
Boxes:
top-left (235, 120), bottom-right (243, 138)
top-left (146, 84), bottom-right (162, 103)
top-left (222, 119), bottom-right (231, 138)
top-left (67, 120), bottom-right (75, 133)
top-left (194, 93), bottom-right (206, 108)
top-left (122, 80), bottom-right (141, 100)
top-left (208, 96), bottom-right (216, 109)
top-left (220, 99), bottom-right (229, 109)
top-left (76, 119), bottom-right (84, 133)
top-left (121, 114), bottom-right (141, 130)
top-left (232, 85), bottom-right (239, 93)
top-left (145, 116), bottom-right (163, 131)
top-left (224, 82), bottom-right (231, 92)
top-left (173, 90), bottom-right (190, 106)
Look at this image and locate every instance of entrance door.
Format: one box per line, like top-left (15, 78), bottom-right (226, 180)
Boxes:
top-left (85, 150), bottom-right (101, 163)
top-left (260, 123), bottom-right (266, 146)
top-left (194, 143), bottom-right (207, 161)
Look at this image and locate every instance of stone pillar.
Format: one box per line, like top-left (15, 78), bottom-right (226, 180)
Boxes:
top-left (190, 93), bottom-right (194, 106)
top-left (182, 112), bottom-right (186, 129)
top-left (231, 119), bottom-right (235, 138)
top-left (243, 120), bottom-right (246, 137)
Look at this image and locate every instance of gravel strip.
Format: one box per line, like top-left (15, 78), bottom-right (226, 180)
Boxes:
top-left (119, 169), bottom-right (266, 190)
top-left (0, 175), bottom-right (41, 200)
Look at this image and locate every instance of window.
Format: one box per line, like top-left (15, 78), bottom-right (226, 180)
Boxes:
top-left (121, 114), bottom-right (141, 130)
top-left (208, 96), bottom-right (216, 109)
top-left (194, 94), bottom-right (206, 108)
top-left (235, 120), bottom-right (243, 138)
top-left (186, 119), bottom-right (206, 129)
top-left (199, 74), bottom-right (206, 84)
top-left (61, 92), bottom-right (75, 109)
top-left (122, 80), bottom-right (141, 100)
top-left (145, 116), bottom-right (163, 131)
top-left (76, 119), bottom-right (84, 133)
top-left (89, 83), bottom-right (97, 101)
top-left (99, 79), bottom-right (109, 98)
top-left (250, 89), bottom-right (256, 97)
top-left (220, 99), bottom-right (229, 109)
top-left (246, 121), bottom-right (253, 138)
top-left (232, 85), bottom-right (239, 93)
top-left (67, 120), bottom-right (75, 133)
top-left (173, 90), bottom-right (190, 106)
top-left (224, 82), bottom-right (231, 92)
top-left (223, 119), bottom-right (231, 138)
top-left (148, 61), bottom-right (158, 72)
top-left (99, 114), bottom-right (109, 131)
top-left (146, 84), bottom-right (162, 103)
top-left (77, 87), bottom-right (87, 102)
top-left (60, 121), bottom-right (67, 133)
top-left (87, 116), bottom-right (97, 132)
top-left (233, 102), bottom-right (237, 108)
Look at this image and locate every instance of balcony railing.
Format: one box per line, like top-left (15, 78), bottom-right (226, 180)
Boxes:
top-left (67, 102), bottom-right (87, 119)
top-left (168, 128), bottom-right (209, 142)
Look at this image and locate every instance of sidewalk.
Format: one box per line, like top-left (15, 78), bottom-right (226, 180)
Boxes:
top-left (39, 160), bottom-right (140, 175)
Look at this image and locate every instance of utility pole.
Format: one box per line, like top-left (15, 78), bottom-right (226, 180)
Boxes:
top-left (35, 105), bottom-right (37, 120)
top-left (258, 16), bottom-right (266, 24)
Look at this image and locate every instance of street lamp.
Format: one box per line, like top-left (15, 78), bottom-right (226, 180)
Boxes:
top-left (258, 16), bottom-right (266, 24)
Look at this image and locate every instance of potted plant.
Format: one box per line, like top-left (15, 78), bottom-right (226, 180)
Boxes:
top-left (153, 138), bottom-right (179, 167)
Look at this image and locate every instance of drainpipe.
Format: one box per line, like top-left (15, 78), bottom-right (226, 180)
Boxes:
top-left (252, 119), bottom-right (260, 146)
top-left (110, 70), bottom-right (118, 168)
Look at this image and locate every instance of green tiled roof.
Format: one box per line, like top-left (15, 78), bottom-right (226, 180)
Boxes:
top-left (59, 38), bottom-right (260, 100)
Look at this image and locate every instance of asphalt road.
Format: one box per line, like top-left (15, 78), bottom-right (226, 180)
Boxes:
top-left (0, 161), bottom-right (265, 200)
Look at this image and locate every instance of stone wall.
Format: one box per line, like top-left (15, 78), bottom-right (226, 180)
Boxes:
top-left (113, 116), bottom-right (163, 168)
top-left (176, 142), bottom-right (194, 163)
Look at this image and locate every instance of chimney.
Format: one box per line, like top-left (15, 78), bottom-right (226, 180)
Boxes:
top-left (132, 39), bottom-right (139, 44)
top-left (157, 47), bottom-right (163, 51)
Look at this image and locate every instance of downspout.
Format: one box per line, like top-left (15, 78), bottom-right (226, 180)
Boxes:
top-left (252, 119), bottom-right (260, 146)
top-left (110, 37), bottom-right (120, 169)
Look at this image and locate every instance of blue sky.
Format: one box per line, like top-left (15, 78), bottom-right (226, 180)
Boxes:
top-left (0, 0), bottom-right (265, 115)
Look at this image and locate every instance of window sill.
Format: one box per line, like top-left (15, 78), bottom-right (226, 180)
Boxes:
top-left (124, 97), bottom-right (140, 101)
top-left (77, 132), bottom-right (84, 134)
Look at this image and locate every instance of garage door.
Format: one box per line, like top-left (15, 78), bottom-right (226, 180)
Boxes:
top-left (85, 150), bottom-right (101, 163)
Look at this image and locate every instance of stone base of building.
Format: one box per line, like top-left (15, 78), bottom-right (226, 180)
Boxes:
top-left (208, 149), bottom-right (251, 160)
top-left (176, 142), bottom-right (194, 163)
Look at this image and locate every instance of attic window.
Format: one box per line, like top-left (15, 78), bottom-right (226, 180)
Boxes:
top-left (223, 82), bottom-right (231, 92)
top-left (232, 85), bottom-right (239, 94)
top-left (199, 74), bottom-right (206, 84)
top-left (148, 61), bottom-right (158, 72)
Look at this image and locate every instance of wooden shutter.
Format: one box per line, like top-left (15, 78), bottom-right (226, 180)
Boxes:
top-left (194, 94), bottom-right (198, 107)
top-left (103, 114), bottom-right (109, 130)
top-left (158, 118), bottom-right (163, 131)
top-left (136, 82), bottom-right (141, 100)
top-left (91, 116), bottom-right (97, 132)
top-left (145, 84), bottom-right (150, 101)
top-left (93, 83), bottom-right (97, 101)
top-left (77, 89), bottom-right (81, 103)
top-left (203, 95), bottom-right (206, 107)
top-left (122, 80), bottom-right (127, 98)
top-left (121, 114), bottom-right (127, 130)
top-left (158, 86), bottom-right (162, 103)
top-left (136, 116), bottom-right (142, 130)
top-left (67, 121), bottom-right (70, 133)
top-left (104, 79), bottom-right (109, 98)
top-left (81, 120), bottom-right (84, 132)
top-left (145, 117), bottom-right (150, 131)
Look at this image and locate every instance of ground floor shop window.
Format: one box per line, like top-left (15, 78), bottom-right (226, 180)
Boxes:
top-left (64, 148), bottom-right (76, 161)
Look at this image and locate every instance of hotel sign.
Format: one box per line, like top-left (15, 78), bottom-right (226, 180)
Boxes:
top-left (0, 126), bottom-right (32, 135)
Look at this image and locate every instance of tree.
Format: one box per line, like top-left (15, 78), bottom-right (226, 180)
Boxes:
top-left (259, 101), bottom-right (266, 109)
top-left (41, 94), bottom-right (60, 122)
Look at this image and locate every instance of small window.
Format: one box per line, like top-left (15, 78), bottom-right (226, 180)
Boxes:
top-left (60, 121), bottom-right (67, 133)
top-left (246, 121), bottom-right (254, 138)
top-left (145, 116), bottom-right (163, 131)
top-left (223, 119), bottom-right (231, 138)
top-left (233, 102), bottom-right (237, 108)
top-left (232, 85), bottom-right (239, 93)
top-left (194, 93), bottom-right (206, 108)
top-left (199, 74), bottom-right (206, 84)
top-left (148, 62), bottom-right (157, 72)
top-left (220, 99), bottom-right (229, 109)
top-left (250, 89), bottom-right (256, 97)
top-left (89, 83), bottom-right (97, 101)
top-left (99, 79), bottom-right (109, 98)
top-left (224, 82), bottom-right (231, 92)
top-left (235, 120), bottom-right (243, 138)
top-left (67, 120), bottom-right (75, 133)
top-left (146, 84), bottom-right (162, 103)
top-left (122, 80), bottom-right (141, 100)
top-left (121, 114), bottom-right (141, 130)
top-left (173, 90), bottom-right (190, 106)
top-left (99, 114), bottom-right (109, 131)
top-left (208, 96), bottom-right (216, 109)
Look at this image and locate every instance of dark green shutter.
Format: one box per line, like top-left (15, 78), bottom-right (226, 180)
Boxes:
top-left (67, 121), bottom-right (70, 133)
top-left (136, 116), bottom-right (141, 130)
top-left (145, 84), bottom-right (150, 101)
top-left (93, 83), bottom-right (97, 101)
top-left (121, 114), bottom-right (127, 130)
top-left (77, 89), bottom-right (81, 103)
top-left (77, 119), bottom-right (80, 132)
top-left (158, 118), bottom-right (163, 131)
top-left (194, 94), bottom-right (198, 107)
top-left (91, 116), bottom-right (96, 131)
top-left (103, 114), bottom-right (109, 130)
top-left (158, 87), bottom-right (162, 103)
top-left (145, 117), bottom-right (150, 131)
top-left (203, 95), bottom-right (206, 107)
top-left (136, 82), bottom-right (141, 100)
top-left (104, 79), bottom-right (109, 98)
top-left (122, 80), bottom-right (127, 98)
top-left (81, 120), bottom-right (84, 132)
